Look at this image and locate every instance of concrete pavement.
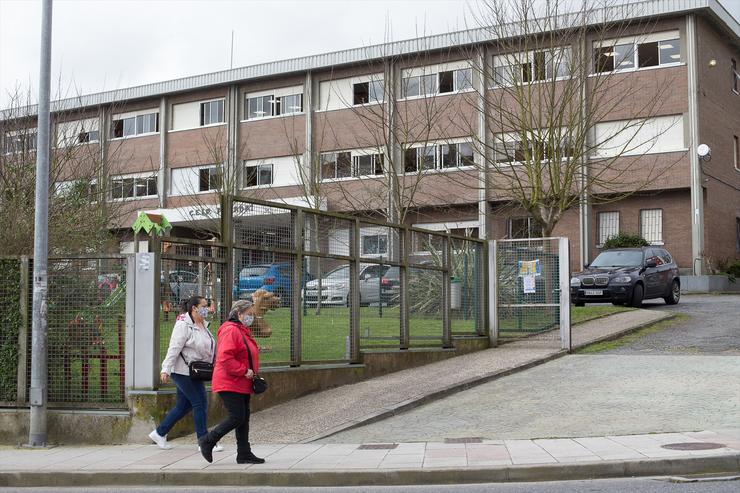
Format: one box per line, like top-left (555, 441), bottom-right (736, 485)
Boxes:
top-left (1, 430), bottom-right (739, 487)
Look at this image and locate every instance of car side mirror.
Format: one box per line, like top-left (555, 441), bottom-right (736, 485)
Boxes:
top-left (645, 260), bottom-right (657, 269)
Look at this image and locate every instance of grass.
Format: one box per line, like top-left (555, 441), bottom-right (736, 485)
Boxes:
top-left (497, 304), bottom-right (633, 339)
top-left (576, 313), bottom-right (689, 353)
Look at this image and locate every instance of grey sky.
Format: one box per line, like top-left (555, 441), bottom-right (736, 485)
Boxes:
top-left (1, 0), bottom-right (739, 109)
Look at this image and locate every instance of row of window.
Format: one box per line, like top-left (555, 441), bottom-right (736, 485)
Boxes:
top-left (598, 209), bottom-right (664, 245)
top-left (246, 93), bottom-right (303, 120)
top-left (593, 38), bottom-right (680, 73)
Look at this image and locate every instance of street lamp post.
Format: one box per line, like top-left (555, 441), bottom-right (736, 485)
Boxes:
top-left (29, 0), bottom-right (54, 447)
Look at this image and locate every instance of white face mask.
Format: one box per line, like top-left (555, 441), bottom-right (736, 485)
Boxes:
top-left (197, 307), bottom-right (208, 319)
top-left (241, 314), bottom-right (254, 326)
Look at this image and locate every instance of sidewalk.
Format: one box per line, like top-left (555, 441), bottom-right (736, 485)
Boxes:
top-left (1, 430), bottom-right (739, 487)
top-left (238, 308), bottom-right (673, 443)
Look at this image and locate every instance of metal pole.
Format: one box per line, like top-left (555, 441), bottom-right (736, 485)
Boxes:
top-left (29, 0), bottom-right (53, 447)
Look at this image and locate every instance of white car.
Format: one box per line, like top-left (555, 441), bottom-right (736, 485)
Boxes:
top-left (302, 264), bottom-right (400, 307)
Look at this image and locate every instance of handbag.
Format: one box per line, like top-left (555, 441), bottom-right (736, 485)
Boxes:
top-left (243, 333), bottom-right (268, 394)
top-left (181, 326), bottom-right (215, 381)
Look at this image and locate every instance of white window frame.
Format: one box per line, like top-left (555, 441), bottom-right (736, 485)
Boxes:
top-left (352, 152), bottom-right (384, 177)
top-left (110, 110), bottom-right (160, 140)
top-left (243, 163), bottom-right (274, 188)
top-left (361, 232), bottom-right (388, 256)
top-left (320, 151), bottom-right (353, 181)
top-left (244, 89), bottom-right (304, 121)
top-left (592, 31), bottom-right (681, 75)
top-left (597, 211), bottom-right (620, 247)
top-left (3, 129), bottom-right (37, 154)
top-left (640, 209), bottom-right (664, 245)
top-left (198, 166), bottom-right (222, 193)
top-left (352, 79), bottom-right (384, 106)
top-left (507, 217), bottom-right (542, 239)
top-left (492, 47), bottom-right (572, 87)
top-left (109, 172), bottom-right (158, 201)
top-left (55, 118), bottom-right (100, 148)
top-left (200, 98), bottom-right (225, 127)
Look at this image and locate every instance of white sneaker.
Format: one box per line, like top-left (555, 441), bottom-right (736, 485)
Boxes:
top-left (198, 443), bottom-right (225, 452)
top-left (149, 430), bottom-right (173, 450)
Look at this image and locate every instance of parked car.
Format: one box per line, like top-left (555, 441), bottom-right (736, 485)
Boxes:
top-left (165, 270), bottom-right (200, 303)
top-left (570, 247), bottom-right (680, 307)
top-left (302, 264), bottom-right (400, 307)
top-left (236, 263), bottom-right (312, 304)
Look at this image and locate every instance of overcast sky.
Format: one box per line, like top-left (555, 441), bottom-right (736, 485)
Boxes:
top-left (1, 0), bottom-right (739, 109)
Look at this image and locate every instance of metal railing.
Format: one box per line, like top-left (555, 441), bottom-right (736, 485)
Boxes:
top-left (219, 196), bottom-right (488, 367)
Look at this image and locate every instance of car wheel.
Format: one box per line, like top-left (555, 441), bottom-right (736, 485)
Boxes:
top-left (630, 284), bottom-right (644, 308)
top-left (574, 301), bottom-right (585, 307)
top-left (664, 280), bottom-right (680, 305)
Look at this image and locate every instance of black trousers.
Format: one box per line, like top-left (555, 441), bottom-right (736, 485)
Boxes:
top-left (210, 392), bottom-right (252, 455)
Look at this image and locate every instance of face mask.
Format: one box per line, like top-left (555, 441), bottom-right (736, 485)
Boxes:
top-left (197, 307), bottom-right (208, 319)
top-left (242, 314), bottom-right (254, 326)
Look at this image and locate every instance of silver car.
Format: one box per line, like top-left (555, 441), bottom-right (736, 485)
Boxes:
top-left (302, 264), bottom-right (400, 307)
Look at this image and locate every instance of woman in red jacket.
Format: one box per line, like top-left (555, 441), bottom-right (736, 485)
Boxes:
top-left (198, 299), bottom-right (264, 464)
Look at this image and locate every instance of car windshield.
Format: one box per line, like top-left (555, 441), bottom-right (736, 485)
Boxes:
top-left (241, 266), bottom-right (269, 277)
top-left (590, 251), bottom-right (643, 268)
top-left (325, 266), bottom-right (349, 280)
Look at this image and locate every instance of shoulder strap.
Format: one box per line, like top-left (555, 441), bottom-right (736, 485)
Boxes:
top-left (241, 332), bottom-right (255, 371)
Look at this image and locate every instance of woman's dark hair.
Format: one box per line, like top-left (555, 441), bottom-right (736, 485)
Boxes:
top-left (181, 296), bottom-right (206, 316)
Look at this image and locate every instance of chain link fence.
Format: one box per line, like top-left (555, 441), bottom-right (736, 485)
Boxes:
top-left (495, 238), bottom-right (562, 345)
top-left (159, 239), bottom-right (227, 370)
top-left (0, 258), bottom-right (22, 405)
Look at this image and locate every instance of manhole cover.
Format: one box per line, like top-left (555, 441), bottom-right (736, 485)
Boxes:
top-left (357, 443), bottom-right (398, 450)
top-left (661, 442), bottom-right (725, 451)
top-left (445, 437), bottom-right (483, 444)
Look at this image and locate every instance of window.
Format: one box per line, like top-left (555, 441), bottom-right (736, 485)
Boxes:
top-left (353, 80), bottom-right (383, 105)
top-left (493, 48), bottom-right (571, 86)
top-left (493, 131), bottom-right (573, 163)
top-left (404, 148), bottom-right (418, 172)
top-left (110, 174), bottom-right (157, 200)
top-left (246, 93), bottom-right (303, 119)
top-left (733, 59), bottom-right (739, 94)
top-left (362, 234), bottom-right (388, 255)
top-left (321, 152), bottom-right (352, 179)
top-left (198, 167), bottom-right (222, 192)
top-left (404, 68), bottom-right (472, 98)
top-left (243, 163), bottom-right (273, 187)
top-left (598, 211), bottom-right (619, 246)
top-left (111, 111), bottom-right (159, 138)
top-left (354, 154), bottom-right (384, 176)
top-left (200, 99), bottom-right (225, 126)
top-left (56, 118), bottom-right (100, 147)
top-left (592, 115), bottom-right (684, 158)
top-left (508, 217), bottom-right (542, 239)
top-left (658, 249), bottom-right (673, 265)
top-left (593, 36), bottom-right (680, 74)
top-left (441, 142), bottom-right (475, 168)
top-left (640, 209), bottom-right (663, 245)
top-left (3, 130), bottom-right (37, 154)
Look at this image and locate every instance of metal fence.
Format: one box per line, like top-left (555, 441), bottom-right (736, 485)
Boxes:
top-left (0, 255), bottom-right (128, 409)
top-left (158, 238), bottom-right (228, 366)
top-left (493, 238), bottom-right (570, 349)
top-left (222, 196), bottom-right (487, 367)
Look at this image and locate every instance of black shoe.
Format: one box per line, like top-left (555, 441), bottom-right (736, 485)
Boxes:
top-left (198, 435), bottom-right (215, 463)
top-left (236, 452), bottom-right (265, 464)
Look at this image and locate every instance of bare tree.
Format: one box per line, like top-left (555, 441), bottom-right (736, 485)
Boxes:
top-left (0, 87), bottom-right (135, 255)
top-left (453, 0), bottom-right (687, 237)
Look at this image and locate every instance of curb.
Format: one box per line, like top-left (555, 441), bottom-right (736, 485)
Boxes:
top-left (305, 310), bottom-right (676, 443)
top-left (1, 454), bottom-right (738, 487)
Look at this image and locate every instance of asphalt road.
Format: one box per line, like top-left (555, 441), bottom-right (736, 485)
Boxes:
top-left (4, 477), bottom-right (739, 492)
top-left (610, 294), bottom-right (740, 355)
top-left (322, 295), bottom-right (740, 443)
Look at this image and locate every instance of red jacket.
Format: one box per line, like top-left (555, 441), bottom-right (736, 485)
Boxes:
top-left (211, 320), bottom-right (260, 395)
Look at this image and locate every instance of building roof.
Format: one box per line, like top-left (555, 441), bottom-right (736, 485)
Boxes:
top-left (2, 0), bottom-right (738, 120)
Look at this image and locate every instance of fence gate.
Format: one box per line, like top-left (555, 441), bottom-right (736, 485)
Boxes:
top-left (491, 237), bottom-right (570, 350)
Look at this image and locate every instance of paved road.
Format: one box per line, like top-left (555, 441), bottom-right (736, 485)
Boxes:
top-left (323, 296), bottom-right (740, 443)
top-left (4, 477), bottom-right (740, 492)
top-left (613, 294), bottom-right (740, 355)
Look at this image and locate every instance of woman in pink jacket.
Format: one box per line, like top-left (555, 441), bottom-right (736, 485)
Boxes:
top-left (198, 299), bottom-right (264, 464)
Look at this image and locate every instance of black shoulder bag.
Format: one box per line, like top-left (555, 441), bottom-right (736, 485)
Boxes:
top-left (243, 333), bottom-right (268, 394)
top-left (181, 327), bottom-right (215, 381)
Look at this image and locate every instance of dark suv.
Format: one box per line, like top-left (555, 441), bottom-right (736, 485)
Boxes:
top-left (570, 247), bottom-right (680, 307)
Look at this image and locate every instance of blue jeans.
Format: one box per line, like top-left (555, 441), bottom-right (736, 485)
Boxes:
top-left (156, 373), bottom-right (208, 438)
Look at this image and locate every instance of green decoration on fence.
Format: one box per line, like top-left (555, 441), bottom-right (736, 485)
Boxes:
top-left (132, 212), bottom-right (171, 236)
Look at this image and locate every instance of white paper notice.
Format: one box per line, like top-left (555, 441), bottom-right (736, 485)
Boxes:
top-left (523, 274), bottom-right (536, 294)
